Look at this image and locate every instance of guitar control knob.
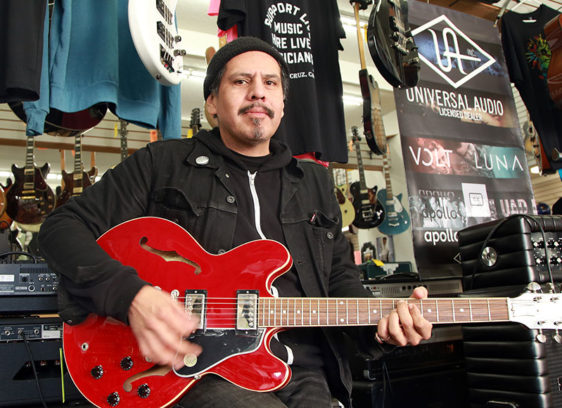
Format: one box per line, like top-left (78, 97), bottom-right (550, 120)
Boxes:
top-left (174, 49), bottom-right (187, 57)
top-left (90, 365), bottom-right (104, 379)
top-left (120, 356), bottom-right (133, 371)
top-left (107, 392), bottom-right (120, 406)
top-left (137, 383), bottom-right (151, 398)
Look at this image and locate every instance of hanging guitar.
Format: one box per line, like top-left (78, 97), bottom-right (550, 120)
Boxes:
top-left (8, 102), bottom-right (107, 137)
top-left (62, 217), bottom-right (562, 408)
top-left (545, 14), bottom-right (562, 109)
top-left (5, 136), bottom-right (56, 231)
top-left (523, 120), bottom-right (554, 175)
top-left (366, 0), bottom-right (420, 88)
top-left (376, 145), bottom-right (410, 235)
top-left (0, 179), bottom-right (14, 231)
top-left (128, 0), bottom-right (186, 86)
top-left (349, 126), bottom-right (385, 229)
top-left (351, 0), bottom-right (387, 156)
top-left (331, 168), bottom-right (355, 227)
top-left (56, 134), bottom-right (98, 208)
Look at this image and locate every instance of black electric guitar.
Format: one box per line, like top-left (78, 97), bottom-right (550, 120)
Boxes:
top-left (56, 134), bottom-right (98, 208)
top-left (6, 136), bottom-right (56, 231)
top-left (349, 127), bottom-right (385, 229)
top-left (351, 0), bottom-right (387, 156)
top-left (366, 0), bottom-right (420, 88)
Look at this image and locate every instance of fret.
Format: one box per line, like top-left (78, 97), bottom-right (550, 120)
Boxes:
top-left (469, 299), bottom-right (473, 321)
top-left (436, 298), bottom-right (440, 322)
top-left (356, 299), bottom-right (359, 324)
top-left (451, 299), bottom-right (455, 322)
top-left (317, 299), bottom-right (320, 326)
top-left (300, 298), bottom-right (303, 326)
top-left (346, 299), bottom-right (349, 325)
top-left (487, 298), bottom-right (491, 321)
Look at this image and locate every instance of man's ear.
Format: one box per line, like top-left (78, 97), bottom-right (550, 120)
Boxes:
top-left (206, 94), bottom-right (217, 116)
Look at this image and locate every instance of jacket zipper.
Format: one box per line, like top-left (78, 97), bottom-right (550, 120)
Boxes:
top-left (247, 171), bottom-right (266, 240)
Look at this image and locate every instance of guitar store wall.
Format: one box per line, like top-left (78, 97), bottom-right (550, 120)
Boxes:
top-left (0, 0), bottom-right (555, 274)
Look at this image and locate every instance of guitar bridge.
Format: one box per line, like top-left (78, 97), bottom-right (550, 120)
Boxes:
top-left (185, 290), bottom-right (206, 330)
top-left (236, 290), bottom-right (259, 333)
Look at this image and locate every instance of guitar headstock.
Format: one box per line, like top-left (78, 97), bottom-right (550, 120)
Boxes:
top-left (351, 126), bottom-right (361, 143)
top-left (349, 0), bottom-right (373, 10)
top-left (190, 108), bottom-right (202, 135)
top-left (367, 0), bottom-right (420, 88)
top-left (508, 292), bottom-right (562, 330)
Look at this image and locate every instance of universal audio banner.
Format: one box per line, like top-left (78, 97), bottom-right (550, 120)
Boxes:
top-left (394, 1), bottom-right (535, 277)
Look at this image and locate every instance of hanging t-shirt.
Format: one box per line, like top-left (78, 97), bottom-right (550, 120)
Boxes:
top-left (501, 5), bottom-right (562, 170)
top-left (23, 0), bottom-right (181, 139)
top-left (0, 0), bottom-right (47, 103)
top-left (217, 0), bottom-right (348, 163)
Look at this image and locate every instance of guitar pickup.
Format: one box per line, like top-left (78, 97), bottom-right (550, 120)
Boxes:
top-left (185, 290), bottom-right (206, 330)
top-left (236, 290), bottom-right (259, 334)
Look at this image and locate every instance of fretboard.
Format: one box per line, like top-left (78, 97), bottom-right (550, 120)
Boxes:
top-left (257, 297), bottom-right (510, 327)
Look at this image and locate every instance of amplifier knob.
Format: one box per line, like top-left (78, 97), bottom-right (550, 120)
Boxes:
top-left (547, 239), bottom-right (556, 248)
top-left (107, 392), bottom-right (120, 406)
top-left (120, 356), bottom-right (134, 371)
top-left (90, 365), bottom-right (104, 379)
top-left (138, 383), bottom-right (151, 398)
top-left (533, 240), bottom-right (545, 249)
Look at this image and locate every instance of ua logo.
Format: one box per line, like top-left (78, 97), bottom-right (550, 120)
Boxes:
top-left (412, 15), bottom-right (496, 88)
top-left (428, 28), bottom-right (481, 75)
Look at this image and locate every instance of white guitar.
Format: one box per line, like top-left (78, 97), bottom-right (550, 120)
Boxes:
top-left (128, 0), bottom-right (186, 86)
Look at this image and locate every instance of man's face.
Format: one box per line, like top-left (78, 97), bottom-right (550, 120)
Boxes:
top-left (206, 51), bottom-right (285, 156)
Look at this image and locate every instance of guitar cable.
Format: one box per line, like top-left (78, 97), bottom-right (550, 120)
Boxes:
top-left (21, 330), bottom-right (49, 408)
top-left (0, 251), bottom-right (38, 263)
top-left (468, 214), bottom-right (556, 292)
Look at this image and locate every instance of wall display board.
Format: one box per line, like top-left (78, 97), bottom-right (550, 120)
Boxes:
top-left (393, 0), bottom-right (535, 278)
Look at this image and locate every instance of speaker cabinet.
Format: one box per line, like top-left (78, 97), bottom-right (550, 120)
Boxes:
top-left (463, 323), bottom-right (562, 408)
top-left (0, 324), bottom-right (84, 406)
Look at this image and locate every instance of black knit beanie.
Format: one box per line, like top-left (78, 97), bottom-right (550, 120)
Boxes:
top-left (203, 36), bottom-right (290, 100)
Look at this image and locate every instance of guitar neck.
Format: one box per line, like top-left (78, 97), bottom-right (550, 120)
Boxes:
top-left (73, 134), bottom-right (84, 190)
top-left (119, 120), bottom-right (129, 162)
top-left (23, 136), bottom-right (36, 193)
top-left (352, 131), bottom-right (368, 191)
top-left (382, 154), bottom-right (393, 200)
top-left (257, 297), bottom-right (509, 328)
top-left (354, 2), bottom-right (367, 70)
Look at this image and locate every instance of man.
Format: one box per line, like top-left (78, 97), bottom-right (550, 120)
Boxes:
top-left (38, 37), bottom-right (432, 407)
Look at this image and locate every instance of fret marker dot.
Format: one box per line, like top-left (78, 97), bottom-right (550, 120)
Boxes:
top-left (283, 310), bottom-right (286, 314)
top-left (372, 310), bottom-right (377, 314)
top-left (313, 310), bottom-right (317, 314)
top-left (270, 311), bottom-right (274, 314)
top-left (340, 318), bottom-right (344, 322)
top-left (340, 301), bottom-right (344, 305)
top-left (297, 310), bottom-right (301, 314)
top-left (427, 309), bottom-right (432, 312)
top-left (460, 308), bottom-right (465, 312)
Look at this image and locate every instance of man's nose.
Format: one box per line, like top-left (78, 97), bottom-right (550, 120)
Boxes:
top-left (249, 80), bottom-right (266, 100)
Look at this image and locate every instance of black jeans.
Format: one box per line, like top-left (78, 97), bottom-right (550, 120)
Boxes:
top-left (175, 366), bottom-right (333, 408)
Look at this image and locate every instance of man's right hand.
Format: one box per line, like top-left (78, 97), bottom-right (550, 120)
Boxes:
top-left (128, 285), bottom-right (202, 370)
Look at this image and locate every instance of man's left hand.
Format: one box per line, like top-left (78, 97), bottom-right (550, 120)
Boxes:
top-left (375, 286), bottom-right (432, 346)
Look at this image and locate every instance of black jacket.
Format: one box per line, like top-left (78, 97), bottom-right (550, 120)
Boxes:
top-left (38, 129), bottom-right (380, 406)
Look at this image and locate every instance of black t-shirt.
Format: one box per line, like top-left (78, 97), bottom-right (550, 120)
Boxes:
top-left (0, 0), bottom-right (47, 102)
top-left (501, 5), bottom-right (562, 170)
top-left (217, 0), bottom-right (348, 163)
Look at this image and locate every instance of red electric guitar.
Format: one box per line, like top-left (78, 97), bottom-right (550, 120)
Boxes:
top-left (63, 217), bottom-right (562, 407)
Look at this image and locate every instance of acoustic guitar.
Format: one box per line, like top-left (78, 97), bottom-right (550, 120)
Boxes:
top-left (56, 134), bottom-right (98, 208)
top-left (5, 136), bottom-right (56, 230)
top-left (366, 0), bottom-right (420, 88)
top-left (332, 168), bottom-right (355, 228)
top-left (128, 0), bottom-right (186, 86)
top-left (62, 217), bottom-right (562, 408)
top-left (349, 126), bottom-right (385, 229)
top-left (351, 0), bottom-right (387, 156)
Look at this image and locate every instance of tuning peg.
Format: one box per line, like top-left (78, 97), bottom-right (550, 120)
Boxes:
top-left (536, 329), bottom-right (547, 343)
top-left (526, 282), bottom-right (542, 293)
top-left (553, 331), bottom-right (561, 343)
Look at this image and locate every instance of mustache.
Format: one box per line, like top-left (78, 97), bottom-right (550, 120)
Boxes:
top-left (238, 103), bottom-right (275, 119)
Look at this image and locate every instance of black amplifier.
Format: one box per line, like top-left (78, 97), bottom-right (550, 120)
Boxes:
top-left (0, 316), bottom-right (62, 342)
top-left (0, 263), bottom-right (58, 314)
top-left (363, 277), bottom-right (463, 297)
top-left (458, 215), bottom-right (562, 291)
